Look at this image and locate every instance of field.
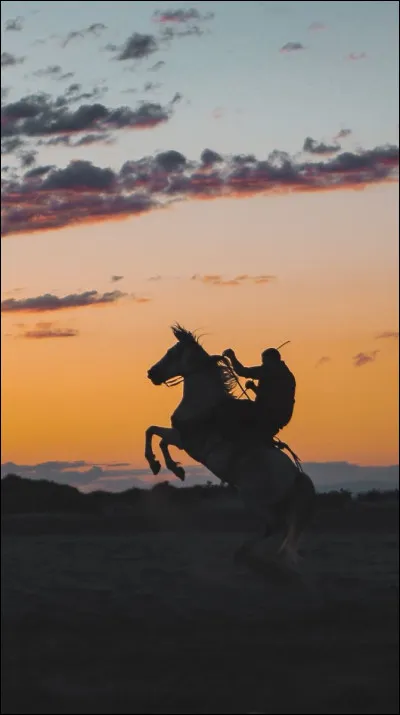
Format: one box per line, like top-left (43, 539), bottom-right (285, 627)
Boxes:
top-left (1, 499), bottom-right (398, 714)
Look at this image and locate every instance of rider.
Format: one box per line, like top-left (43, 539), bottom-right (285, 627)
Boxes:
top-left (222, 347), bottom-right (296, 441)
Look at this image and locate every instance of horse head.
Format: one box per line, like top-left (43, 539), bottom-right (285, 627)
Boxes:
top-left (147, 324), bottom-right (211, 386)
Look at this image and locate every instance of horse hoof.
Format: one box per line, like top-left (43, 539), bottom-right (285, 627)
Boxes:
top-left (174, 466), bottom-right (185, 481)
top-left (150, 460), bottom-right (161, 475)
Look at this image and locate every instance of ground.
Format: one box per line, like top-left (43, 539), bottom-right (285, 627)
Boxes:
top-left (1, 502), bottom-right (398, 714)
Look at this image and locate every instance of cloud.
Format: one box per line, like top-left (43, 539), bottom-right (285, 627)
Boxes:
top-left (111, 275), bottom-right (124, 282)
top-left (335, 128), bottom-right (352, 140)
top-left (143, 81), bottom-right (162, 92)
top-left (316, 356), bottom-right (331, 367)
top-left (2, 143), bottom-right (398, 237)
top-left (308, 22), bottom-right (326, 31)
top-left (1, 52), bottom-right (25, 68)
top-left (149, 61), bottom-right (165, 72)
top-left (1, 92), bottom-right (172, 146)
top-left (117, 33), bottom-right (158, 61)
top-left (201, 148), bottom-right (223, 166)
top-left (159, 25), bottom-right (207, 40)
top-left (353, 351), bottom-right (379, 367)
top-left (280, 42), bottom-right (305, 53)
top-left (33, 64), bottom-right (63, 79)
top-left (346, 52), bottom-right (367, 61)
top-left (22, 327), bottom-right (79, 339)
top-left (1, 137), bottom-right (26, 155)
top-left (5, 16), bottom-right (24, 31)
top-left (191, 274), bottom-right (276, 287)
top-left (62, 23), bottom-right (107, 48)
top-left (153, 8), bottom-right (214, 24)
top-left (1, 290), bottom-right (128, 314)
top-left (20, 150), bottom-right (37, 168)
top-left (303, 137), bottom-right (340, 156)
top-left (375, 331), bottom-right (399, 340)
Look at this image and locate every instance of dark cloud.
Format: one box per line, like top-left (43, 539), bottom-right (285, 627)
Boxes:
top-left (62, 23), bottom-right (107, 48)
top-left (201, 148), bottom-right (223, 166)
top-left (20, 150), bottom-right (37, 168)
top-left (156, 150), bottom-right (187, 172)
top-left (111, 275), bottom-right (124, 282)
top-left (60, 71), bottom-right (75, 81)
top-left (171, 92), bottom-right (183, 105)
top-left (33, 64), bottom-right (63, 78)
top-left (23, 327), bottom-right (79, 339)
top-left (24, 165), bottom-right (54, 178)
top-left (316, 356), bottom-right (331, 367)
top-left (335, 129), bottom-right (352, 140)
top-left (353, 351), bottom-right (379, 367)
top-left (1, 290), bottom-right (128, 314)
top-left (346, 52), bottom-right (367, 61)
top-left (1, 92), bottom-right (172, 146)
top-left (43, 161), bottom-right (115, 191)
top-left (153, 8), bottom-right (214, 24)
top-left (143, 81), bottom-right (162, 92)
top-left (149, 61), bottom-right (165, 72)
top-left (5, 16), bottom-right (24, 31)
top-left (2, 143), bottom-right (398, 237)
top-left (1, 52), bottom-right (25, 68)
top-left (303, 137), bottom-right (340, 156)
top-left (308, 22), bottom-right (326, 31)
top-left (1, 137), bottom-right (26, 155)
top-left (280, 42), bottom-right (305, 53)
top-left (160, 25), bottom-right (206, 40)
top-left (375, 331), bottom-right (399, 340)
top-left (74, 132), bottom-right (113, 146)
top-left (62, 83), bottom-right (106, 103)
top-left (117, 33), bottom-right (158, 61)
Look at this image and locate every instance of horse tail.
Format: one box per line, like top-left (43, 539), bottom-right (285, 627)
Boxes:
top-left (278, 469), bottom-right (316, 560)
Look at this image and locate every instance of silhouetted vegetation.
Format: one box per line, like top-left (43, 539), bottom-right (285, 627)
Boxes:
top-left (1, 473), bottom-right (398, 517)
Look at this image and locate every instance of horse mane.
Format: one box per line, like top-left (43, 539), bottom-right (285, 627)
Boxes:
top-left (171, 323), bottom-right (236, 397)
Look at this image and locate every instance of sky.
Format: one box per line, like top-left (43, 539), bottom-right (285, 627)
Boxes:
top-left (1, 0), bottom-right (399, 492)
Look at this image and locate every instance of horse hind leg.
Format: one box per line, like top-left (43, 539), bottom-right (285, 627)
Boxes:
top-left (278, 471), bottom-right (316, 564)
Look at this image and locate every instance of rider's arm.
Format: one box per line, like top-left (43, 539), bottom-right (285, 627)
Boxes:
top-left (229, 355), bottom-right (262, 379)
top-left (245, 380), bottom-right (258, 395)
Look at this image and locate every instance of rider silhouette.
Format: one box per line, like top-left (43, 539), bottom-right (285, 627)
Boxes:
top-left (222, 347), bottom-right (296, 441)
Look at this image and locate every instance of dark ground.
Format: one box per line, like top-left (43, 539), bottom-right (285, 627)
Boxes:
top-left (1, 500), bottom-right (398, 714)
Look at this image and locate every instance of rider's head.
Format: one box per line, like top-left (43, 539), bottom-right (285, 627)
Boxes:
top-left (261, 348), bottom-right (281, 364)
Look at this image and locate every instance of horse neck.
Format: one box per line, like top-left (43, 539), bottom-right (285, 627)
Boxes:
top-left (174, 370), bottom-right (226, 422)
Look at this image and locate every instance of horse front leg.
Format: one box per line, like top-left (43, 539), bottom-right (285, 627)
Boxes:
top-left (159, 432), bottom-right (185, 481)
top-left (145, 426), bottom-right (184, 479)
top-left (145, 425), bottom-right (163, 475)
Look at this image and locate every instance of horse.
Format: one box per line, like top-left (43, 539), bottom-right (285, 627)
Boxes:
top-left (145, 324), bottom-right (316, 572)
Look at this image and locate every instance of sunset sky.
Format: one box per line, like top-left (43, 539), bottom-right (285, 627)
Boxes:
top-left (1, 0), bottom-right (399, 491)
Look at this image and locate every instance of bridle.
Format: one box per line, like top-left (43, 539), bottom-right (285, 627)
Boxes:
top-left (164, 354), bottom-right (251, 400)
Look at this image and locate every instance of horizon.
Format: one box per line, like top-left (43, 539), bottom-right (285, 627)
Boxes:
top-left (2, 0), bottom-right (399, 482)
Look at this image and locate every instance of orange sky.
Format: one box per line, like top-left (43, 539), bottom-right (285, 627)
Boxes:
top-left (2, 186), bottom-right (399, 468)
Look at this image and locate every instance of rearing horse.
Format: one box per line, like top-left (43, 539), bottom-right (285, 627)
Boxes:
top-left (145, 324), bottom-right (315, 569)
